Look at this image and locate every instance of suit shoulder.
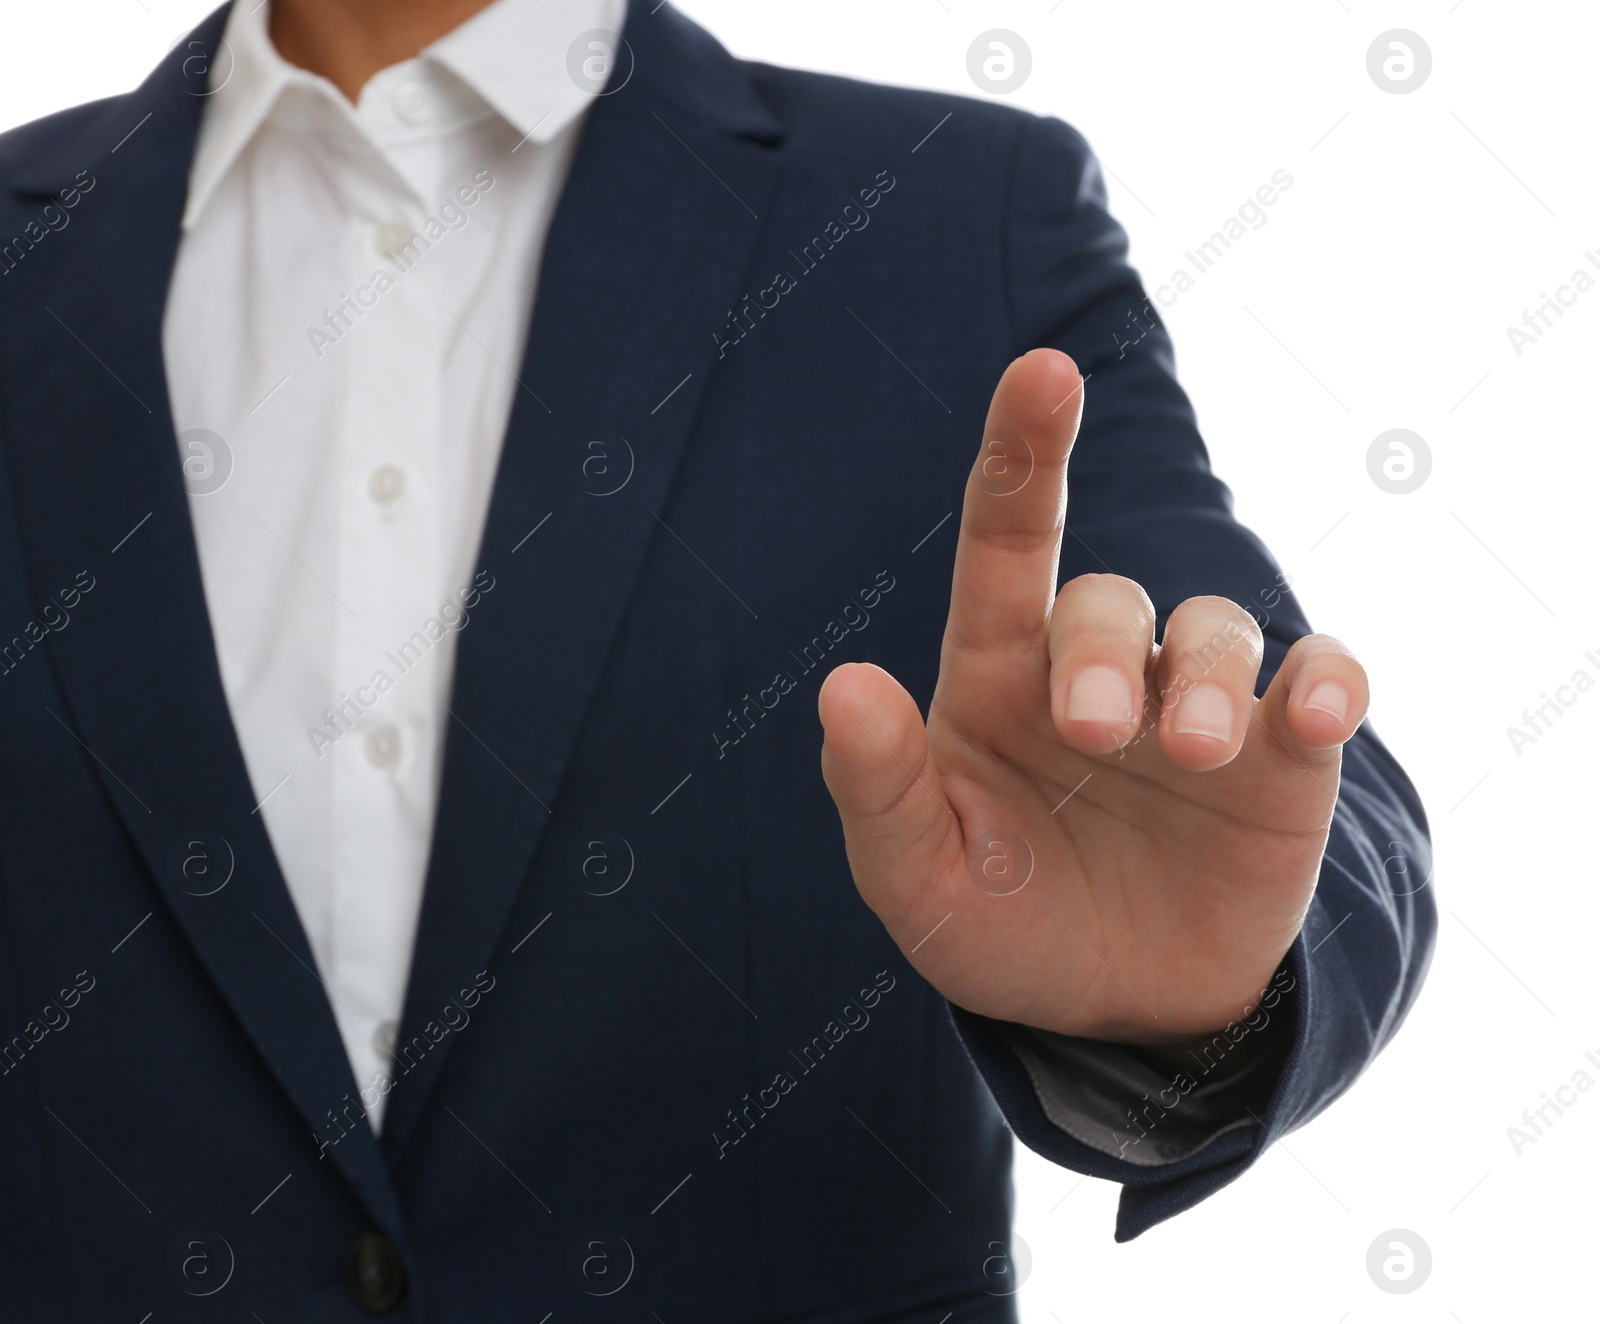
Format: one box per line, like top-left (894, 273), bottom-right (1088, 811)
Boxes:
top-left (0, 95), bottom-right (124, 234)
top-left (744, 61), bottom-right (1086, 169)
top-left (0, 96), bottom-right (122, 181)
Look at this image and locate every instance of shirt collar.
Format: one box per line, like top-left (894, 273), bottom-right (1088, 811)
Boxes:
top-left (182, 0), bottom-right (628, 230)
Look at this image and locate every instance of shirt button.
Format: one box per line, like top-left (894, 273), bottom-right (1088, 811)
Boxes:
top-left (365, 724), bottom-right (402, 770)
top-left (392, 79), bottom-right (434, 125)
top-left (374, 221), bottom-right (411, 259)
top-left (345, 1231), bottom-right (406, 1313)
top-left (372, 1020), bottom-right (398, 1059)
top-left (368, 464), bottom-right (406, 505)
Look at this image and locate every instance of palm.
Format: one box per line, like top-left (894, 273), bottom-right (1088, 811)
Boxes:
top-left (818, 350), bottom-right (1367, 1043)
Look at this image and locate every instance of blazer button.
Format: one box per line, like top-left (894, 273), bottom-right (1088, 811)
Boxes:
top-left (345, 1232), bottom-right (406, 1313)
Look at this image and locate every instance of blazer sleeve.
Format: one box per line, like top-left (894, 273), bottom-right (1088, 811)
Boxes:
top-left (947, 111), bottom-right (1437, 1241)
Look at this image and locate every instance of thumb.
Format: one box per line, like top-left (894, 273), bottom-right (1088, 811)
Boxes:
top-left (817, 662), bottom-right (955, 926)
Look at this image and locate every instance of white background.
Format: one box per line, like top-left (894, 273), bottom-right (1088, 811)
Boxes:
top-left (5, 2), bottom-right (1595, 1320)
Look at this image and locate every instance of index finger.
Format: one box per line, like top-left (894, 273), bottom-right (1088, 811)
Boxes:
top-left (944, 348), bottom-right (1085, 654)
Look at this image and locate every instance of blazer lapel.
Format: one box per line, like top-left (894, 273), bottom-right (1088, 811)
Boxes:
top-left (0, 5), bottom-right (409, 1246)
top-left (379, 2), bottom-right (786, 1152)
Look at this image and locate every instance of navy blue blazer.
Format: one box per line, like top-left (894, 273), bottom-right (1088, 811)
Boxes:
top-left (0, 3), bottom-right (1434, 1320)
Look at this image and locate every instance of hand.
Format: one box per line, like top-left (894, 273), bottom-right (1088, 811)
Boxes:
top-left (816, 349), bottom-right (1368, 1043)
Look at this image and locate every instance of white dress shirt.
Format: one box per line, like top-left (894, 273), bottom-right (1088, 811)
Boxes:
top-left (163, 0), bottom-right (625, 1127)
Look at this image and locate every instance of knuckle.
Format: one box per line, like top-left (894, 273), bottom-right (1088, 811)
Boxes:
top-left (1187, 592), bottom-right (1251, 619)
top-left (1165, 597), bottom-right (1263, 676)
top-left (1173, 595), bottom-right (1262, 644)
top-left (1116, 576), bottom-right (1158, 624)
top-left (1061, 573), bottom-right (1156, 622)
top-left (1290, 632), bottom-right (1358, 667)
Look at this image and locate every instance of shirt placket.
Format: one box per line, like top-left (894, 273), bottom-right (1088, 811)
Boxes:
top-left (328, 102), bottom-right (448, 1108)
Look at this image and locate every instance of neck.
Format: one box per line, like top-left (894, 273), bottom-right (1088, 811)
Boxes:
top-left (269, 0), bottom-right (499, 102)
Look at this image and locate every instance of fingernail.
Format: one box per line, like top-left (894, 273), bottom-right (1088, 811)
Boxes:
top-left (1302, 679), bottom-right (1349, 724)
top-left (1173, 682), bottom-right (1233, 742)
top-left (1066, 664), bottom-right (1134, 724)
